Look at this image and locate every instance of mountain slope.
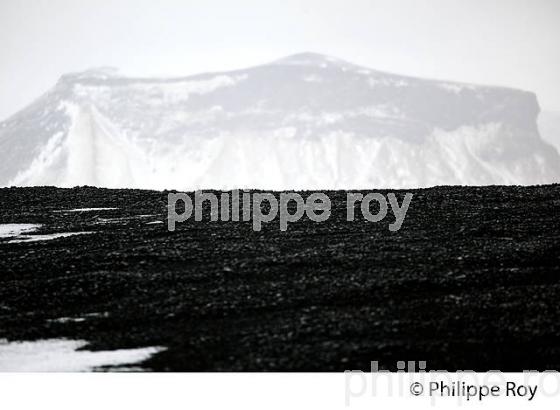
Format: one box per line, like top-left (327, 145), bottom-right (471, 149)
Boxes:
top-left (1, 53), bottom-right (559, 189)
top-left (539, 110), bottom-right (560, 153)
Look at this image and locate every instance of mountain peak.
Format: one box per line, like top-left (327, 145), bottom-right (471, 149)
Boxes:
top-left (270, 52), bottom-right (350, 67)
top-left (58, 67), bottom-right (121, 83)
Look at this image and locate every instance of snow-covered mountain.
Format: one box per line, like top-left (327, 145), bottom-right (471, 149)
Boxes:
top-left (1, 52), bottom-right (559, 189)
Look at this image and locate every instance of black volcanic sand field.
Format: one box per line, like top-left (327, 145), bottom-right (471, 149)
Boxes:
top-left (0, 185), bottom-right (559, 371)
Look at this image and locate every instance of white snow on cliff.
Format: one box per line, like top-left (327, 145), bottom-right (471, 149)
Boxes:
top-left (1, 52), bottom-right (559, 189)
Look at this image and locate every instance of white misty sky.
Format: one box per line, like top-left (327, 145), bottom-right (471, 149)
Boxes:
top-left (1, 0), bottom-right (559, 120)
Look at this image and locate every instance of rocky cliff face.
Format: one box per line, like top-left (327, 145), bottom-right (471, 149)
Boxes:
top-left (1, 53), bottom-right (559, 189)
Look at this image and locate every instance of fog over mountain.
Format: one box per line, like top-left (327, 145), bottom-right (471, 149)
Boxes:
top-left (539, 110), bottom-right (560, 154)
top-left (1, 52), bottom-right (559, 189)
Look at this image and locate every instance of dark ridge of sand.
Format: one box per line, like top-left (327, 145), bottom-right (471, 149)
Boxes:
top-left (0, 185), bottom-right (559, 371)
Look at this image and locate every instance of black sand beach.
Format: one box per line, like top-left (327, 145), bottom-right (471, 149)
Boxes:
top-left (0, 185), bottom-right (559, 371)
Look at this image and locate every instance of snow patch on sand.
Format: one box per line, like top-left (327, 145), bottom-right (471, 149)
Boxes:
top-left (48, 312), bottom-right (109, 324)
top-left (146, 220), bottom-right (164, 225)
top-left (0, 224), bottom-right (41, 238)
top-left (7, 231), bottom-right (93, 244)
top-left (0, 339), bottom-right (165, 372)
top-left (55, 207), bottom-right (119, 212)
